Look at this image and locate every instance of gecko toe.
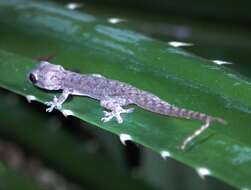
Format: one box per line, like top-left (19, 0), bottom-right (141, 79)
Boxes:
top-left (45, 101), bottom-right (52, 106)
top-left (101, 117), bottom-right (112, 123)
top-left (126, 108), bottom-right (134, 113)
top-left (101, 108), bottom-right (131, 124)
top-left (101, 117), bottom-right (106, 122)
top-left (103, 111), bottom-right (111, 117)
top-left (56, 104), bottom-right (62, 110)
top-left (45, 101), bottom-right (62, 112)
top-left (115, 115), bottom-right (123, 123)
top-left (53, 96), bottom-right (58, 102)
top-left (46, 107), bottom-right (53, 112)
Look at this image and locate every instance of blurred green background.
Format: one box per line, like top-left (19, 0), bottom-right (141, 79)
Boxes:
top-left (0, 0), bottom-right (250, 189)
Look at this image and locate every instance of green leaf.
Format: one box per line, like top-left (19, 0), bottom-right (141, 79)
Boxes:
top-left (0, 0), bottom-right (251, 189)
top-left (0, 90), bottom-right (155, 190)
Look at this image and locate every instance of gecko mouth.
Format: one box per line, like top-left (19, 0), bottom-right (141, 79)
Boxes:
top-left (28, 73), bottom-right (37, 84)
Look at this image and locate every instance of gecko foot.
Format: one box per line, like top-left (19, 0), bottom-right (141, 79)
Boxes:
top-left (101, 108), bottom-right (134, 124)
top-left (45, 98), bottom-right (62, 112)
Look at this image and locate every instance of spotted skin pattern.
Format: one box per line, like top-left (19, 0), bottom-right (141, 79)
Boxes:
top-left (28, 61), bottom-right (227, 150)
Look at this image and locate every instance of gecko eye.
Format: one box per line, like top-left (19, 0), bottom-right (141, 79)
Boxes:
top-left (29, 73), bottom-right (37, 84)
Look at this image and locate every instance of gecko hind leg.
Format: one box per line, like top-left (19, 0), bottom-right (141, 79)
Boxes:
top-left (100, 98), bottom-right (134, 124)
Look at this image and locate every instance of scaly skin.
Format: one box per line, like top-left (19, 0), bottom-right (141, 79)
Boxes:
top-left (28, 61), bottom-right (227, 149)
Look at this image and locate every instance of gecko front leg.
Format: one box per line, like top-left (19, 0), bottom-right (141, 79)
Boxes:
top-left (100, 97), bottom-right (134, 123)
top-left (45, 89), bottom-right (71, 112)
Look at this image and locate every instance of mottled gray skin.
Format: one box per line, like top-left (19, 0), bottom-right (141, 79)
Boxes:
top-left (28, 61), bottom-right (226, 149)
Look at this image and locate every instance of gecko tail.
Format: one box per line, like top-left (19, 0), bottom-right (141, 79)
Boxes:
top-left (181, 115), bottom-right (227, 150)
top-left (131, 93), bottom-right (228, 150)
top-left (211, 116), bottom-right (227, 125)
top-left (132, 93), bottom-right (228, 150)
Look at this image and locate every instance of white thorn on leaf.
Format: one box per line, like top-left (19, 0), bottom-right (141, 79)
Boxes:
top-left (66, 2), bottom-right (83, 10)
top-left (242, 187), bottom-right (249, 190)
top-left (119, 134), bottom-right (132, 145)
top-left (196, 167), bottom-right (211, 179)
top-left (168, 41), bottom-right (193, 47)
top-left (108, 18), bottom-right (126, 24)
top-left (61, 109), bottom-right (74, 117)
top-left (92, 74), bottom-right (103, 78)
top-left (160, 150), bottom-right (171, 160)
top-left (212, 60), bottom-right (233, 65)
top-left (26, 95), bottom-right (36, 103)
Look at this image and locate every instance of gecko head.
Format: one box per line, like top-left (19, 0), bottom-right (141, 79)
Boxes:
top-left (28, 61), bottom-right (65, 90)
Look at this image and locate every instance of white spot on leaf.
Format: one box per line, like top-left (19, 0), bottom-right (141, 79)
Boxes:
top-left (61, 109), bottom-right (74, 117)
top-left (26, 95), bottom-right (36, 103)
top-left (66, 2), bottom-right (83, 10)
top-left (168, 41), bottom-right (193, 47)
top-left (160, 150), bottom-right (171, 160)
top-left (233, 82), bottom-right (241, 86)
top-left (242, 187), bottom-right (249, 190)
top-left (212, 60), bottom-right (233, 65)
top-left (119, 134), bottom-right (132, 145)
top-left (196, 167), bottom-right (211, 179)
top-left (227, 145), bottom-right (251, 165)
top-left (92, 74), bottom-right (103, 78)
top-left (96, 25), bottom-right (150, 43)
top-left (108, 18), bottom-right (126, 24)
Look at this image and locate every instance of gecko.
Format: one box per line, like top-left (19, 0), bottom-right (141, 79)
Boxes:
top-left (27, 61), bottom-right (227, 150)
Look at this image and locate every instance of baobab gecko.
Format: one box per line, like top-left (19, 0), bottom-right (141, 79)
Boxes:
top-left (28, 61), bottom-right (227, 149)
